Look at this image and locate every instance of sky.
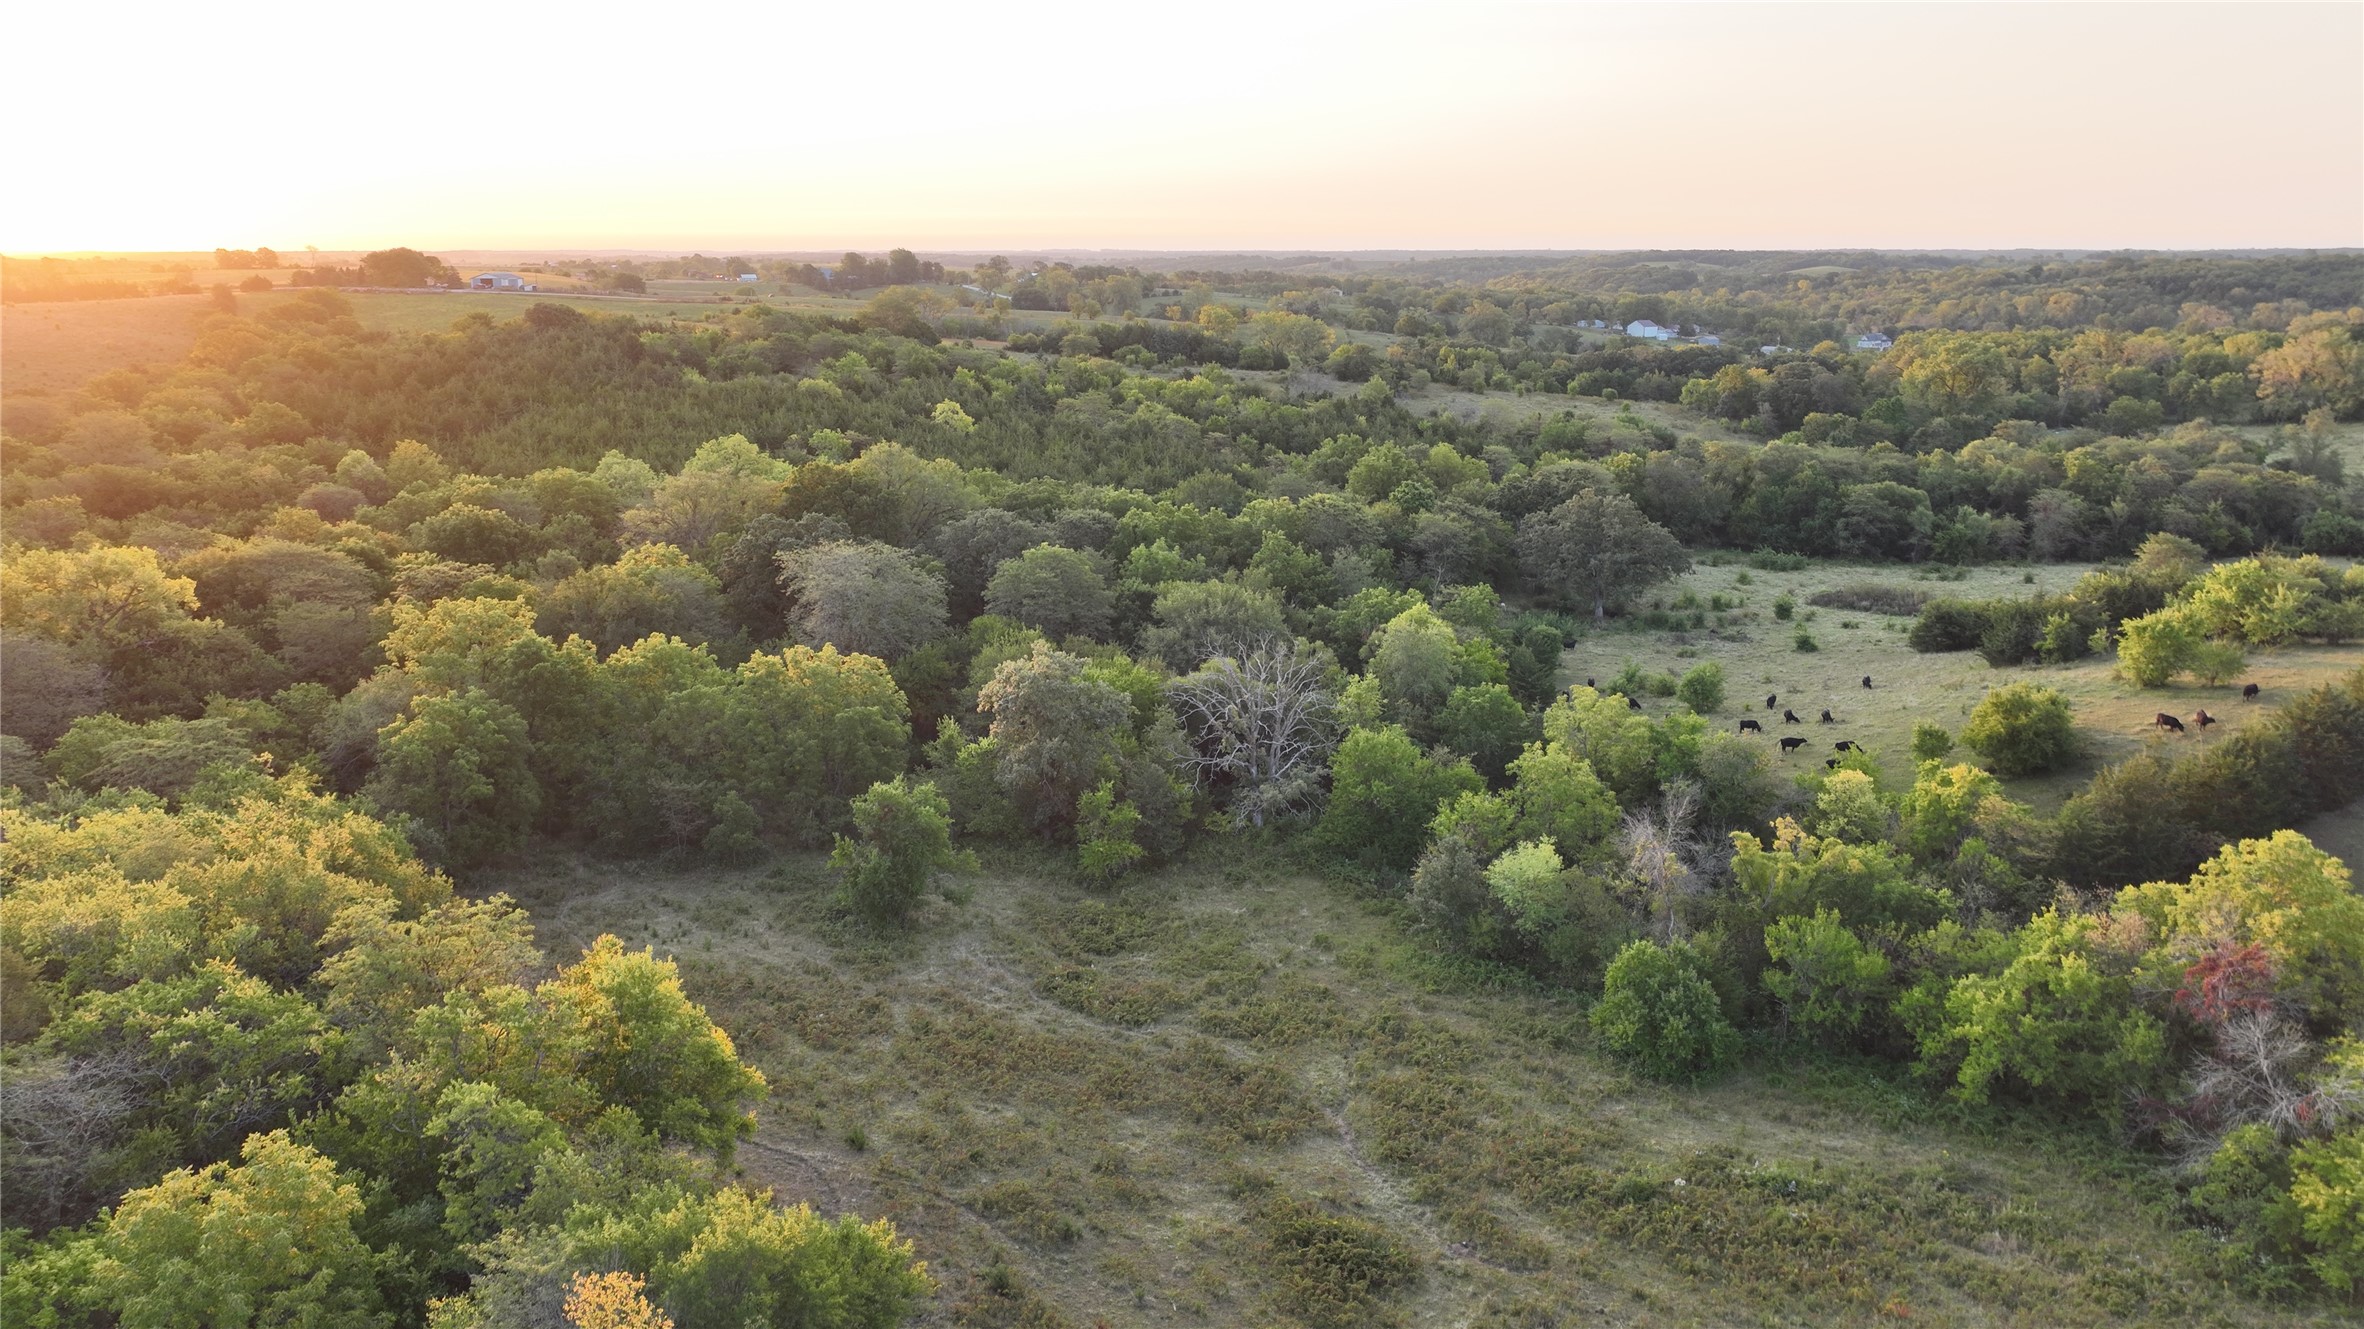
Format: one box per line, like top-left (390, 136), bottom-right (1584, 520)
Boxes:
top-left (4, 0), bottom-right (2359, 254)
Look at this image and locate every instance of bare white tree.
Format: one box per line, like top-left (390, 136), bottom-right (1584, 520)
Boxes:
top-left (1165, 637), bottom-right (1338, 829)
top-left (1617, 780), bottom-right (1705, 943)
top-left (2169, 1009), bottom-right (2364, 1169)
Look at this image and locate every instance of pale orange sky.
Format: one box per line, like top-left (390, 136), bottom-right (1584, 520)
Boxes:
top-left (4, 1), bottom-right (2358, 254)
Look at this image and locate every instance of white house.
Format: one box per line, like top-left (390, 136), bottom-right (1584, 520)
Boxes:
top-left (469, 272), bottom-right (532, 291)
top-left (1854, 332), bottom-right (1894, 351)
top-left (1624, 319), bottom-right (1676, 341)
top-left (1694, 334), bottom-right (1720, 346)
top-left (736, 273), bottom-right (759, 283)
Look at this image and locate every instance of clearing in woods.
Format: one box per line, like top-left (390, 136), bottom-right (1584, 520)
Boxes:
top-left (1556, 557), bottom-right (2364, 811)
top-left (495, 846), bottom-right (2343, 1329)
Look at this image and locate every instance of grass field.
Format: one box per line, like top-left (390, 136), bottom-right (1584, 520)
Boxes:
top-left (1558, 558), bottom-right (2364, 811)
top-left (492, 845), bottom-right (2346, 1329)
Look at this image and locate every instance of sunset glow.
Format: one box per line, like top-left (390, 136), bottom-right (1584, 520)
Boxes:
top-left (5, 0), bottom-right (2357, 253)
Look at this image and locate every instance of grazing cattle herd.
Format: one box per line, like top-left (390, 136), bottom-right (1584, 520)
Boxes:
top-left (1731, 691), bottom-right (1850, 757)
top-left (1717, 685), bottom-right (1869, 759)
top-left (1638, 670), bottom-right (2266, 769)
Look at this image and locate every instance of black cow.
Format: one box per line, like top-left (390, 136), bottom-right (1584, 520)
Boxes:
top-left (1738, 719), bottom-right (1763, 735)
top-left (1819, 709), bottom-right (1835, 723)
top-left (2154, 712), bottom-right (2186, 733)
top-left (1826, 758), bottom-right (1842, 769)
top-left (1861, 675), bottom-right (1874, 689)
top-left (1765, 693), bottom-right (1778, 709)
top-left (1626, 695), bottom-right (1643, 711)
top-left (2193, 709), bottom-right (2217, 729)
top-left (1782, 709), bottom-right (1802, 724)
top-left (2242, 682), bottom-right (2261, 701)
top-left (1586, 678), bottom-right (1596, 689)
top-left (1780, 736), bottom-right (1808, 754)
top-left (1834, 740), bottom-right (1860, 752)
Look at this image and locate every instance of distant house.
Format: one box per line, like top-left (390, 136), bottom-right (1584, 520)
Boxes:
top-left (1854, 332), bottom-right (1894, 351)
top-left (736, 273), bottom-right (760, 283)
top-left (1625, 319), bottom-right (1676, 341)
top-left (470, 272), bottom-right (533, 291)
top-left (1694, 334), bottom-right (1720, 346)
top-left (1759, 344), bottom-right (1790, 355)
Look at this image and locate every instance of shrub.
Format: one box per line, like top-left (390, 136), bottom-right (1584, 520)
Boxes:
top-left (2190, 638), bottom-right (2248, 686)
top-left (1909, 599), bottom-right (1989, 653)
top-left (1772, 594), bottom-right (1796, 621)
top-left (1075, 781), bottom-right (1145, 886)
top-left (1254, 1195), bottom-right (1419, 1328)
top-left (1675, 661), bottom-right (1725, 714)
top-left (1808, 583), bottom-right (1929, 617)
top-left (1590, 939), bottom-right (1739, 1080)
top-left (2288, 1129), bottom-right (2364, 1294)
top-left (1791, 628), bottom-right (1818, 652)
top-left (2116, 609), bottom-right (2199, 687)
top-left (1916, 907), bottom-right (2168, 1115)
top-left (1961, 682), bottom-right (2076, 777)
top-left (1762, 909), bottom-right (1891, 1044)
top-left (1910, 722), bottom-right (1955, 762)
top-left (1314, 726), bottom-right (1484, 873)
top-left (830, 778), bottom-right (966, 925)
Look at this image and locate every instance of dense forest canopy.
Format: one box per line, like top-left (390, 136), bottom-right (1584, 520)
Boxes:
top-left (4, 245), bottom-right (2364, 1323)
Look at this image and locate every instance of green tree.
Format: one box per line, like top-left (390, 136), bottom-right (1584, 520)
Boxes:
top-left (700, 645), bottom-right (911, 844)
top-left (830, 778), bottom-right (965, 925)
top-left (2115, 609), bottom-right (2199, 687)
top-left (983, 545), bottom-right (1114, 641)
top-left (1437, 683), bottom-right (1529, 782)
top-left (1369, 604), bottom-right (1459, 724)
top-left (2289, 1129), bottom-right (2364, 1293)
top-left (411, 504), bottom-right (541, 568)
top-left (0, 544), bottom-right (198, 654)
top-left (1917, 907), bottom-right (2167, 1114)
top-left (1762, 909), bottom-right (1891, 1043)
top-left (1590, 939), bottom-right (1739, 1080)
top-left (977, 643), bottom-right (1132, 839)
top-left (365, 688), bottom-right (541, 866)
top-left (776, 540), bottom-right (947, 661)
top-left (2115, 831), bottom-right (2364, 1028)
top-left (538, 544), bottom-right (727, 657)
top-left (93, 1131), bottom-right (388, 1329)
top-left (1538, 685), bottom-right (1660, 806)
top-left (446, 1186), bottom-right (928, 1329)
top-left (1961, 682), bottom-right (2077, 777)
top-left (1139, 580), bottom-right (1287, 670)
top-left (1515, 489), bottom-right (1690, 622)
top-left (1315, 726), bottom-right (1483, 872)
top-left (538, 936), bottom-right (769, 1154)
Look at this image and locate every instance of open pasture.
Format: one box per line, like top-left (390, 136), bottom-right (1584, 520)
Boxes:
top-left (1560, 558), bottom-right (2364, 809)
top-left (490, 845), bottom-right (2325, 1329)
